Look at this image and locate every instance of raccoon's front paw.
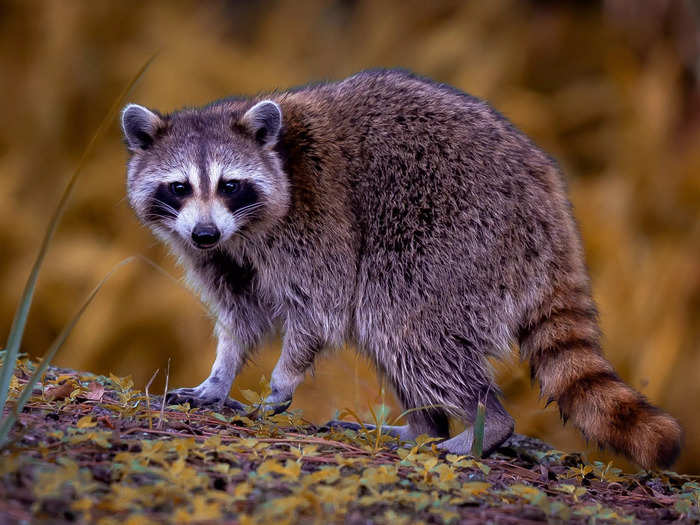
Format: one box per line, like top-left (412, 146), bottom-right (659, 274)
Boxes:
top-left (262, 387), bottom-right (292, 415)
top-left (166, 383), bottom-right (245, 412)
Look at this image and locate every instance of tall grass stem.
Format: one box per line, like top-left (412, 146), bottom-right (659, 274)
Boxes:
top-left (0, 54), bottom-right (155, 435)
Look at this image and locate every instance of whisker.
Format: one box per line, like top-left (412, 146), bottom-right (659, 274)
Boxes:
top-left (231, 202), bottom-right (265, 222)
top-left (150, 200), bottom-right (180, 216)
top-left (232, 202), bottom-right (265, 216)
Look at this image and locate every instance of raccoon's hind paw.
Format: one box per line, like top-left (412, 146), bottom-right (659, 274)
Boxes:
top-left (166, 386), bottom-right (245, 412)
top-left (436, 417), bottom-right (514, 457)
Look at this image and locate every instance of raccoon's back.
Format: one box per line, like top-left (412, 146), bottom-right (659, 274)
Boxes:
top-left (327, 70), bottom-right (565, 256)
top-left (320, 70), bottom-right (571, 352)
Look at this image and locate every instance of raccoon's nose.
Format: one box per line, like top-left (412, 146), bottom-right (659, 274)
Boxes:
top-left (191, 223), bottom-right (221, 248)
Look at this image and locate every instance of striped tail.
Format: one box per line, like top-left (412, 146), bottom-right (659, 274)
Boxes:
top-left (519, 285), bottom-right (682, 470)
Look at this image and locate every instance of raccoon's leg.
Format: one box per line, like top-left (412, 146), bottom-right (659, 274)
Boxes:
top-left (167, 301), bottom-right (272, 410)
top-left (264, 325), bottom-right (321, 414)
top-left (436, 391), bottom-right (514, 456)
top-left (326, 359), bottom-right (450, 442)
top-left (166, 322), bottom-right (248, 410)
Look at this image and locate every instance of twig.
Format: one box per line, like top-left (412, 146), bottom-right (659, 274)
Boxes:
top-left (158, 358), bottom-right (170, 429)
top-left (144, 368), bottom-right (159, 430)
top-left (272, 434), bottom-right (371, 453)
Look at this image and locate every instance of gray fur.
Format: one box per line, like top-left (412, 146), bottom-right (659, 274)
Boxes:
top-left (121, 69), bottom-right (600, 455)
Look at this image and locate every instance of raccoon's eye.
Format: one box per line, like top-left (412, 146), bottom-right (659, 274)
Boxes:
top-left (170, 181), bottom-right (191, 197)
top-left (220, 180), bottom-right (241, 195)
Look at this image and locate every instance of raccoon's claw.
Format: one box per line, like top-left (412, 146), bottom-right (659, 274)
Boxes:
top-left (166, 387), bottom-right (245, 413)
top-left (261, 399), bottom-right (292, 415)
top-left (263, 388), bottom-right (292, 415)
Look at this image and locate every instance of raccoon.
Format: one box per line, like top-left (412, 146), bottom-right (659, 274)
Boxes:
top-left (121, 69), bottom-right (681, 469)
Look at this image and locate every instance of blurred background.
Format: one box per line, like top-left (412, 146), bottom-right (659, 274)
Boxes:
top-left (1, 0), bottom-right (699, 473)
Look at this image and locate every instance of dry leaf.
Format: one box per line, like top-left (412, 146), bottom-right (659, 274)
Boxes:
top-left (45, 382), bottom-right (75, 401)
top-left (76, 415), bottom-right (97, 428)
top-left (85, 382), bottom-right (105, 402)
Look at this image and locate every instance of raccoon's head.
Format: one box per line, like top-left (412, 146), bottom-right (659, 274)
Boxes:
top-left (121, 100), bottom-right (289, 252)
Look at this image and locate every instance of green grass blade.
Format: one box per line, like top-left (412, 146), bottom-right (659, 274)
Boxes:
top-left (471, 400), bottom-right (486, 458)
top-left (0, 54), bottom-right (156, 413)
top-left (389, 403), bottom-right (453, 425)
top-left (0, 258), bottom-right (136, 445)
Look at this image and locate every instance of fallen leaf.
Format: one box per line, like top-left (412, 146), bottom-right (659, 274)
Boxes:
top-left (76, 415), bottom-right (97, 428)
top-left (45, 382), bottom-right (75, 401)
top-left (240, 389), bottom-right (261, 404)
top-left (462, 481), bottom-right (492, 496)
top-left (258, 459), bottom-right (302, 480)
top-left (85, 382), bottom-right (105, 401)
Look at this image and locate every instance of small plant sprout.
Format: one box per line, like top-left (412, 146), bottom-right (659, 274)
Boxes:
top-left (471, 400), bottom-right (486, 459)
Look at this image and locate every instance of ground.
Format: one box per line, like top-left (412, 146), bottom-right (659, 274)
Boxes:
top-left (0, 360), bottom-right (698, 524)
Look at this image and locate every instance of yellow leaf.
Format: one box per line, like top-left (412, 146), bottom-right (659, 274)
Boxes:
top-left (240, 389), bottom-right (261, 404)
top-left (171, 437), bottom-right (197, 458)
top-left (263, 495), bottom-right (309, 516)
top-left (213, 463), bottom-right (230, 474)
top-left (140, 440), bottom-right (167, 464)
top-left (397, 448), bottom-right (410, 460)
top-left (203, 434), bottom-right (222, 450)
top-left (238, 516), bottom-right (254, 525)
top-left (9, 375), bottom-right (21, 391)
top-left (258, 459), bottom-right (301, 480)
top-left (76, 416), bottom-right (97, 428)
top-left (113, 452), bottom-right (132, 463)
top-left (433, 463), bottom-right (457, 483)
top-left (109, 373), bottom-right (134, 391)
top-left (334, 454), bottom-right (362, 467)
top-left (79, 431), bottom-right (111, 448)
top-left (360, 465), bottom-right (398, 486)
top-left (33, 459), bottom-right (79, 499)
top-left (71, 497), bottom-right (92, 512)
top-left (302, 466), bottom-right (341, 487)
top-left (462, 481), bottom-right (491, 496)
top-left (316, 483), bottom-right (357, 506)
top-left (510, 484), bottom-right (548, 505)
top-left (233, 482), bottom-right (251, 500)
top-left (190, 495), bottom-right (222, 521)
top-left (172, 508), bottom-right (191, 523)
top-left (415, 434), bottom-right (443, 447)
top-left (301, 445), bottom-right (319, 456)
top-left (422, 456), bottom-right (439, 472)
top-left (258, 374), bottom-right (272, 397)
top-left (237, 437), bottom-right (260, 449)
top-left (69, 387), bottom-right (86, 401)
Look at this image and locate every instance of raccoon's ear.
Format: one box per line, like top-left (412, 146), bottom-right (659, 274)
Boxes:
top-left (121, 103), bottom-right (165, 151)
top-left (240, 100), bottom-right (282, 147)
